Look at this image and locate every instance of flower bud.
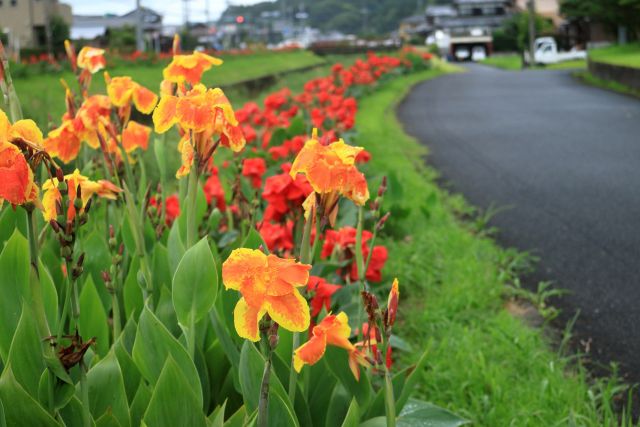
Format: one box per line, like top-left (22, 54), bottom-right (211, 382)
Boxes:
top-left (386, 279), bottom-right (399, 328)
top-left (56, 168), bottom-right (65, 182)
top-left (49, 220), bottom-right (60, 233)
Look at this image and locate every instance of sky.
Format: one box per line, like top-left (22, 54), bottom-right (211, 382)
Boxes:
top-left (65, 0), bottom-right (269, 25)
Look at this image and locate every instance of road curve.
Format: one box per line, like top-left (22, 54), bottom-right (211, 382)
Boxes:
top-left (398, 63), bottom-right (640, 380)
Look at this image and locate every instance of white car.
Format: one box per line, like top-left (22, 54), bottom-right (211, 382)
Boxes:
top-left (455, 47), bottom-right (470, 61)
top-left (471, 46), bottom-right (486, 62)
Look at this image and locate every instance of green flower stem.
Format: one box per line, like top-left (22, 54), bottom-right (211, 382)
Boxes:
top-left (383, 365), bottom-right (397, 427)
top-left (354, 206), bottom-right (366, 283)
top-left (258, 345), bottom-right (273, 427)
top-left (288, 209), bottom-right (315, 401)
top-left (79, 361), bottom-right (91, 427)
top-left (111, 292), bottom-right (121, 340)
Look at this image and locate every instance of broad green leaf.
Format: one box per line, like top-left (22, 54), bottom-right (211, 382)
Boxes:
top-left (0, 397), bottom-right (5, 427)
top-left (365, 365), bottom-right (408, 419)
top-left (323, 346), bottom-right (372, 409)
top-left (223, 405), bottom-right (246, 427)
top-left (204, 339), bottom-right (230, 400)
top-left (0, 207), bottom-right (27, 248)
top-left (241, 228), bottom-right (268, 252)
top-left (143, 357), bottom-right (207, 427)
top-left (0, 230), bottom-right (29, 362)
top-left (172, 237), bottom-right (218, 327)
top-left (123, 257), bottom-right (143, 319)
top-left (7, 304), bottom-right (45, 398)
top-left (308, 361), bottom-right (338, 427)
top-left (325, 384), bottom-right (351, 427)
top-left (207, 401), bottom-right (226, 427)
top-left (39, 261), bottom-right (58, 333)
top-left (114, 338), bottom-right (141, 403)
top-left (396, 399), bottom-right (468, 427)
top-left (340, 399), bottom-right (360, 427)
top-left (59, 396), bottom-right (84, 427)
top-left (131, 306), bottom-right (203, 407)
top-left (37, 371), bottom-right (75, 411)
top-left (87, 350), bottom-right (131, 427)
top-left (0, 365), bottom-right (59, 427)
top-left (238, 342), bottom-right (263, 413)
top-left (268, 389), bottom-right (298, 426)
top-left (154, 137), bottom-right (169, 184)
top-left (155, 285), bottom-right (180, 336)
top-left (152, 244), bottom-right (172, 291)
top-left (167, 220), bottom-right (185, 278)
top-left (130, 382), bottom-right (152, 427)
top-left (396, 349), bottom-right (429, 414)
top-left (79, 231), bottom-right (111, 309)
top-left (95, 412), bottom-right (122, 427)
top-left (79, 276), bottom-right (110, 357)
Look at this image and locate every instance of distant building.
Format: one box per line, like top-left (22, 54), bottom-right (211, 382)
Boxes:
top-left (399, 15), bottom-right (430, 42)
top-left (71, 7), bottom-right (162, 43)
top-left (515, 0), bottom-right (561, 26)
top-left (0, 0), bottom-right (72, 49)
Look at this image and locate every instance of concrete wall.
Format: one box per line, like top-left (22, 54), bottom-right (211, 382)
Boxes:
top-left (588, 59), bottom-right (640, 91)
top-left (0, 0), bottom-right (71, 48)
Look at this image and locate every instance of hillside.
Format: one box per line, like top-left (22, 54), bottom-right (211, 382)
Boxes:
top-left (220, 0), bottom-right (447, 36)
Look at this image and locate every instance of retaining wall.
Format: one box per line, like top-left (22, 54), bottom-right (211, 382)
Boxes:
top-left (588, 59), bottom-right (640, 91)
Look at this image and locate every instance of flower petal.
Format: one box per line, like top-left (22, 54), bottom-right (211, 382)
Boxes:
top-left (222, 248), bottom-right (268, 291)
top-left (293, 333), bottom-right (327, 372)
top-left (234, 297), bottom-right (266, 342)
top-left (152, 95), bottom-right (179, 134)
top-left (133, 85), bottom-right (159, 114)
top-left (266, 290), bottom-right (310, 333)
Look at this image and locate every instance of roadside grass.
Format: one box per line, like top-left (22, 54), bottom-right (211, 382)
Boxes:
top-left (589, 43), bottom-right (640, 69)
top-left (481, 54), bottom-right (586, 70)
top-left (11, 50), bottom-right (326, 127)
top-left (574, 70), bottom-right (640, 99)
top-left (356, 62), bottom-right (634, 426)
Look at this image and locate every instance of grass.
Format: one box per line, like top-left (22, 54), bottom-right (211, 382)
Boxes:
top-left (9, 50), bottom-right (326, 127)
top-left (589, 44), bottom-right (640, 69)
top-left (356, 61), bottom-right (634, 426)
top-left (574, 70), bottom-right (640, 99)
top-left (481, 54), bottom-right (586, 71)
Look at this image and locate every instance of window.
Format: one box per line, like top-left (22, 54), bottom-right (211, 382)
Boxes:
top-left (10, 0), bottom-right (16, 6)
top-left (495, 7), bottom-right (505, 15)
top-left (472, 7), bottom-right (482, 16)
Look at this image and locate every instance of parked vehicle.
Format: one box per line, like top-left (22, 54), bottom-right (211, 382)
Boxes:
top-left (455, 47), bottom-right (470, 61)
top-left (471, 46), bottom-right (487, 62)
top-left (527, 37), bottom-right (587, 65)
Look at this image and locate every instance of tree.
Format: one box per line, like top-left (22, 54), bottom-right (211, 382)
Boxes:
top-left (51, 15), bottom-right (70, 54)
top-left (561, 0), bottom-right (640, 39)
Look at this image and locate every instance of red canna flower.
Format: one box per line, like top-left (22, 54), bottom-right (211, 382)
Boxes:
top-left (241, 157), bottom-right (267, 189)
top-left (307, 276), bottom-right (341, 318)
top-left (258, 221), bottom-right (294, 253)
top-left (203, 167), bottom-right (226, 211)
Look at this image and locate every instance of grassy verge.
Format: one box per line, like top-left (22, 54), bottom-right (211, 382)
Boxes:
top-left (589, 44), bottom-right (640, 69)
top-left (574, 70), bottom-right (640, 99)
top-left (356, 62), bottom-right (631, 426)
top-left (481, 54), bottom-right (586, 71)
top-left (11, 50), bottom-right (326, 127)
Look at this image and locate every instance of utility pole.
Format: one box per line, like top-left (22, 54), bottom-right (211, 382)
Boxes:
top-left (44, 0), bottom-right (53, 56)
top-left (135, 0), bottom-right (144, 52)
top-left (527, 0), bottom-right (536, 67)
top-left (183, 0), bottom-right (190, 28)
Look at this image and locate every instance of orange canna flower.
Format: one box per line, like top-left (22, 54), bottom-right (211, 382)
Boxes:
top-left (122, 120), bottom-right (151, 153)
top-left (0, 110), bottom-right (41, 206)
top-left (293, 312), bottom-right (368, 380)
top-left (290, 131), bottom-right (369, 206)
top-left (163, 51), bottom-right (223, 85)
top-left (105, 74), bottom-right (158, 114)
top-left (42, 169), bottom-right (122, 222)
top-left (76, 46), bottom-right (106, 74)
top-left (43, 119), bottom-right (82, 163)
top-left (222, 248), bottom-right (311, 341)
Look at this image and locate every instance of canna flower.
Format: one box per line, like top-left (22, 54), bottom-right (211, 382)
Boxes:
top-left (122, 120), bottom-right (151, 153)
top-left (293, 312), bottom-right (367, 380)
top-left (150, 194), bottom-right (180, 225)
top-left (0, 110), bottom-right (41, 206)
top-left (42, 169), bottom-right (121, 222)
top-left (105, 74), bottom-right (158, 114)
top-left (290, 131), bottom-right (369, 207)
top-left (258, 221), bottom-right (294, 253)
top-left (203, 167), bottom-right (226, 211)
top-left (241, 157), bottom-right (266, 189)
top-left (76, 46), bottom-right (106, 74)
top-left (163, 51), bottom-right (223, 85)
top-left (262, 163), bottom-right (312, 222)
top-left (222, 248), bottom-right (311, 342)
top-left (307, 276), bottom-right (341, 318)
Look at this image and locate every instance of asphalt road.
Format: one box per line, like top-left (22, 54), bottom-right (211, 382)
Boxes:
top-left (397, 63), bottom-right (640, 380)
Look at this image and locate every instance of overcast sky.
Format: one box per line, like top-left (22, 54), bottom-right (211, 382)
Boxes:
top-left (66, 0), bottom-right (269, 25)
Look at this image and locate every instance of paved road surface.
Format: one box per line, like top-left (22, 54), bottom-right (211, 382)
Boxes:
top-left (398, 64), bottom-right (640, 380)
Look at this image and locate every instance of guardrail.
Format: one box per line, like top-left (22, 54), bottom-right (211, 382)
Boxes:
top-left (588, 59), bottom-right (640, 91)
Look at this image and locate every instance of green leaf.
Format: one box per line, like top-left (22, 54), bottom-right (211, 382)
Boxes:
top-left (268, 388), bottom-right (298, 426)
top-left (95, 412), bottom-right (123, 427)
top-left (79, 276), bottom-right (110, 357)
top-left (123, 257), bottom-right (143, 319)
top-left (7, 304), bottom-right (45, 398)
top-left (114, 337), bottom-right (141, 403)
top-left (395, 399), bottom-right (468, 427)
top-left (241, 228), bottom-right (268, 252)
top-left (154, 137), bottom-right (169, 184)
top-left (341, 399), bottom-right (360, 427)
top-left (323, 346), bottom-right (372, 409)
top-left (59, 396), bottom-right (84, 427)
top-left (167, 219), bottom-right (186, 278)
top-left (172, 237), bottom-right (218, 327)
top-left (87, 350), bottom-right (131, 427)
top-left (207, 401), bottom-right (226, 427)
top-left (79, 230), bottom-right (111, 309)
top-left (155, 285), bottom-right (180, 336)
top-left (143, 357), bottom-right (207, 427)
top-left (39, 262), bottom-right (58, 334)
top-left (132, 306), bottom-right (203, 407)
top-left (0, 396), bottom-right (5, 427)
top-left (130, 382), bottom-right (152, 427)
top-left (0, 230), bottom-right (29, 362)
top-left (37, 371), bottom-right (75, 411)
top-left (238, 342), bottom-right (263, 413)
top-left (396, 349), bottom-right (429, 414)
top-left (223, 405), bottom-right (247, 427)
top-left (0, 207), bottom-right (27, 249)
top-left (0, 365), bottom-right (59, 427)
top-left (325, 384), bottom-right (351, 427)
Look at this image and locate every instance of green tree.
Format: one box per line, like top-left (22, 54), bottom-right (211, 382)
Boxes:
top-left (50, 15), bottom-right (70, 54)
top-left (561, 0), bottom-right (640, 38)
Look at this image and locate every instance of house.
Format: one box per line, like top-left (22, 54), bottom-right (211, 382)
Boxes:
top-left (399, 15), bottom-right (430, 42)
top-left (0, 0), bottom-right (72, 49)
top-left (71, 7), bottom-right (162, 42)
